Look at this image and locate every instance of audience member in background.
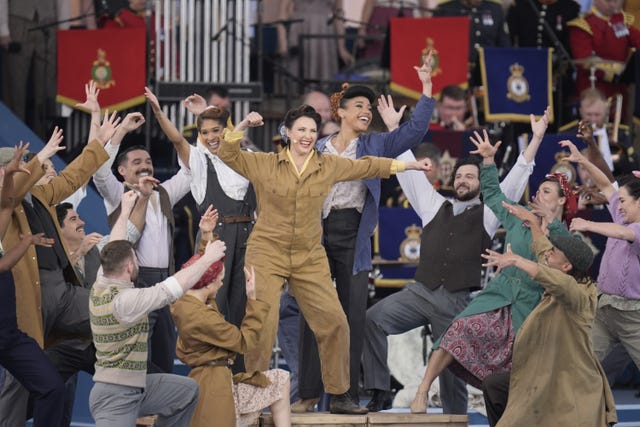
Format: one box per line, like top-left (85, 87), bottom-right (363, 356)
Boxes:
top-left (434, 0), bottom-right (511, 86)
top-left (302, 90), bottom-right (340, 137)
top-left (88, 236), bottom-right (226, 426)
top-left (481, 201), bottom-right (616, 427)
top-left (172, 206), bottom-right (290, 427)
top-left (429, 86), bottom-right (470, 131)
top-left (0, 144), bottom-right (65, 427)
top-left (0, 0), bottom-right (57, 136)
top-left (278, 0), bottom-right (353, 89)
top-left (568, 0), bottom-right (640, 113)
top-left (507, 0), bottom-right (579, 52)
top-left (560, 88), bottom-right (636, 175)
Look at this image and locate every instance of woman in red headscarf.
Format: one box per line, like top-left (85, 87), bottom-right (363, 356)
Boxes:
top-left (171, 206), bottom-right (291, 427)
top-left (410, 130), bottom-right (577, 413)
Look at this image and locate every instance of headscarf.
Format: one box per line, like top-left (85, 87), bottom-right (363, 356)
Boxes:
top-left (545, 173), bottom-right (578, 223)
top-left (181, 254), bottom-right (225, 290)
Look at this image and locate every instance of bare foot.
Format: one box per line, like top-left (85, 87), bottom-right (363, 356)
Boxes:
top-left (410, 390), bottom-right (428, 413)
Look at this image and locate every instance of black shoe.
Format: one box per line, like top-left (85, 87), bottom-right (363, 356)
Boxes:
top-left (366, 389), bottom-right (393, 412)
top-left (329, 393), bottom-right (369, 415)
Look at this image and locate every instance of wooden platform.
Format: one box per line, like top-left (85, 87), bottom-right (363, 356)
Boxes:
top-left (260, 413), bottom-right (468, 427)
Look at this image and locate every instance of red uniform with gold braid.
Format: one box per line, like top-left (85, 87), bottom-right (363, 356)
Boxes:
top-left (568, 8), bottom-right (640, 100)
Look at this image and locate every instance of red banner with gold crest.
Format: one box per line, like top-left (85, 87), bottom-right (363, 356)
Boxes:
top-left (389, 17), bottom-right (469, 100)
top-left (56, 29), bottom-right (146, 111)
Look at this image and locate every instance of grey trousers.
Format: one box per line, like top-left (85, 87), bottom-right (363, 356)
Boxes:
top-left (593, 305), bottom-right (640, 371)
top-left (362, 283), bottom-right (470, 414)
top-left (89, 374), bottom-right (199, 427)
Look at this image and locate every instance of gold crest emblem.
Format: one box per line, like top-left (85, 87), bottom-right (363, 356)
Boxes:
top-left (421, 38), bottom-right (441, 77)
top-left (399, 224), bottom-right (422, 262)
top-left (506, 63), bottom-right (530, 103)
top-left (91, 49), bottom-right (116, 90)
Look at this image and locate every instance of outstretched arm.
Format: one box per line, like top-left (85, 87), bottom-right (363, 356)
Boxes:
top-left (559, 139), bottom-right (616, 200)
top-left (570, 217), bottom-right (636, 242)
top-left (145, 86), bottom-right (191, 167)
top-left (0, 233), bottom-right (54, 273)
top-left (577, 120), bottom-right (615, 183)
top-left (521, 106), bottom-right (550, 163)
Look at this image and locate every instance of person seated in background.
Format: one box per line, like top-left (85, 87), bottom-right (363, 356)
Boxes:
top-left (481, 201), bottom-right (616, 427)
top-left (171, 206), bottom-right (291, 427)
top-left (567, 0), bottom-right (640, 111)
top-left (429, 85), bottom-right (470, 131)
top-left (559, 88), bottom-right (636, 176)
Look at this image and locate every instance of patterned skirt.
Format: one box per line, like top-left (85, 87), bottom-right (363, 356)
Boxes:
top-left (439, 306), bottom-right (515, 389)
top-left (235, 368), bottom-right (289, 427)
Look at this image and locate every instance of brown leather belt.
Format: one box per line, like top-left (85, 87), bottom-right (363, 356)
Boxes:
top-left (220, 216), bottom-right (252, 224)
top-left (206, 358), bottom-right (235, 367)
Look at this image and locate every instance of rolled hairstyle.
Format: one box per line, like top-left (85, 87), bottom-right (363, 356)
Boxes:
top-left (280, 104), bottom-right (322, 149)
top-left (196, 106), bottom-right (230, 132)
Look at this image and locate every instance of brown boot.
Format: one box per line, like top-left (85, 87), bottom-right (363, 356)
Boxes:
top-left (291, 397), bottom-right (320, 413)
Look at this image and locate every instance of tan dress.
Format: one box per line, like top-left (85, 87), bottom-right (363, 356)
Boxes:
top-left (171, 294), bottom-right (288, 427)
top-left (496, 237), bottom-right (617, 427)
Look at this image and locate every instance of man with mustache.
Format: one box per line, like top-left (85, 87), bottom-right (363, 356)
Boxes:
top-left (362, 110), bottom-right (550, 413)
top-left (93, 114), bottom-right (193, 374)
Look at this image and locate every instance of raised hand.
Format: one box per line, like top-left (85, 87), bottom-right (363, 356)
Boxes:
top-left (38, 126), bottom-right (65, 161)
top-left (75, 80), bottom-right (101, 113)
top-left (243, 265), bottom-right (256, 300)
top-left (132, 175), bottom-right (160, 198)
top-left (182, 94), bottom-right (207, 116)
top-left (530, 106), bottom-right (550, 139)
top-left (469, 129), bottom-right (502, 159)
top-left (5, 142), bottom-right (31, 176)
top-left (120, 190), bottom-right (138, 215)
top-left (414, 49), bottom-right (433, 86)
top-left (199, 204), bottom-right (219, 234)
top-left (235, 111), bottom-right (264, 131)
top-left (377, 94), bottom-right (407, 131)
top-left (407, 157), bottom-right (433, 172)
top-left (120, 112), bottom-right (146, 133)
top-left (94, 109), bottom-right (121, 144)
top-left (558, 139), bottom-right (585, 164)
top-left (79, 232), bottom-right (103, 255)
top-left (481, 243), bottom-right (518, 274)
top-left (577, 120), bottom-right (595, 143)
top-left (528, 195), bottom-right (556, 225)
top-left (501, 200), bottom-right (537, 224)
top-left (203, 239), bottom-right (226, 263)
top-left (569, 217), bottom-right (591, 233)
top-left (144, 86), bottom-right (161, 113)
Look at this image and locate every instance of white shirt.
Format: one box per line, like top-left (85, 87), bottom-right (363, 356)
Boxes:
top-left (396, 151), bottom-right (535, 237)
top-left (108, 276), bottom-right (184, 325)
top-left (93, 142), bottom-right (191, 268)
top-left (185, 142), bottom-right (250, 205)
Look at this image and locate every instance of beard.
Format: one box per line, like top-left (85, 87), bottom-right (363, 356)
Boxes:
top-left (455, 184), bottom-right (480, 201)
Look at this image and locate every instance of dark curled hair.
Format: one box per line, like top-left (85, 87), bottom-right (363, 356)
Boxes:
top-left (115, 145), bottom-right (149, 169)
top-left (281, 105), bottom-right (322, 149)
top-left (100, 240), bottom-right (135, 276)
top-left (329, 83), bottom-right (349, 123)
top-left (55, 202), bottom-right (74, 226)
top-left (618, 174), bottom-right (640, 200)
top-left (451, 156), bottom-right (481, 179)
top-left (196, 106), bottom-right (230, 132)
